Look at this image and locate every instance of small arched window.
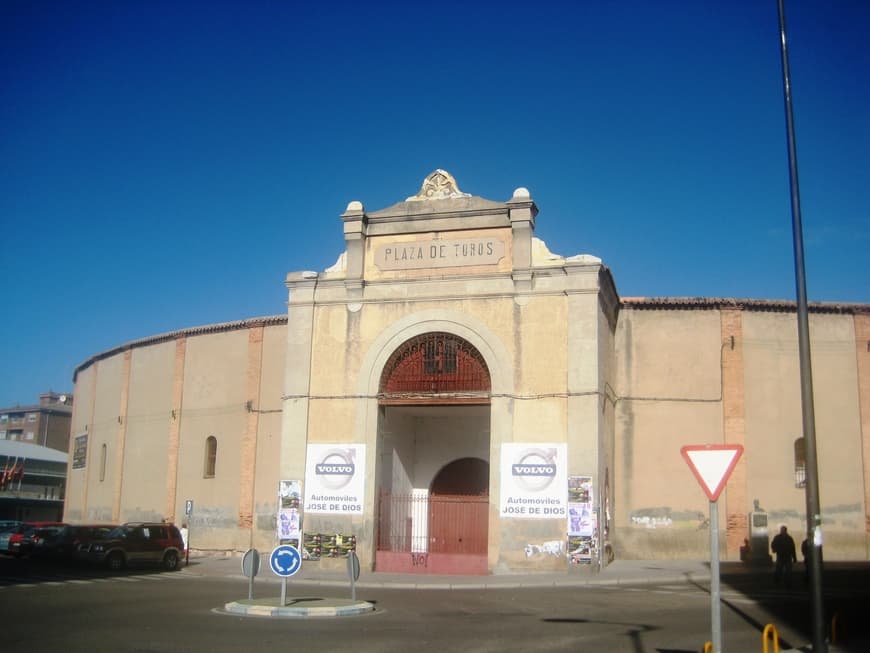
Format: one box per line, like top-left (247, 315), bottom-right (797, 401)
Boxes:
top-left (99, 444), bottom-right (107, 482)
top-left (204, 436), bottom-right (217, 478)
top-left (794, 437), bottom-right (806, 489)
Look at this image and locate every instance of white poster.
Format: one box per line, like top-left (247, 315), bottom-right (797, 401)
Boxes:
top-left (303, 444), bottom-right (366, 515)
top-left (277, 479), bottom-right (302, 542)
top-left (500, 443), bottom-right (568, 519)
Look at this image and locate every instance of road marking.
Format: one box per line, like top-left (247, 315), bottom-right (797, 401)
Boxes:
top-left (0, 570), bottom-right (202, 589)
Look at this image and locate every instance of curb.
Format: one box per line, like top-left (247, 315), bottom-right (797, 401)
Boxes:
top-left (224, 597), bottom-right (375, 618)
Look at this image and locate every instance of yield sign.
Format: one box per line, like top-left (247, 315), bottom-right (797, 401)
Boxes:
top-left (681, 444), bottom-right (744, 502)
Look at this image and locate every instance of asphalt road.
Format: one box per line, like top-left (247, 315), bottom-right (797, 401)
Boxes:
top-left (2, 556), bottom-right (869, 652)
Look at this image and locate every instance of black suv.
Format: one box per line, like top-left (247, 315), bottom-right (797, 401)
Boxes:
top-left (86, 522), bottom-right (185, 571)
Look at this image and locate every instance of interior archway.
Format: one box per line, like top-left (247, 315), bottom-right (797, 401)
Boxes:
top-left (430, 457), bottom-right (489, 496)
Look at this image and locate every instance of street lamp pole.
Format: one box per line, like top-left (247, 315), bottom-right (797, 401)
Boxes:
top-left (775, 1), bottom-right (826, 651)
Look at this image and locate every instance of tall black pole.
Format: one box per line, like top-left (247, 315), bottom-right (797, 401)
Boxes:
top-left (776, 1), bottom-right (826, 651)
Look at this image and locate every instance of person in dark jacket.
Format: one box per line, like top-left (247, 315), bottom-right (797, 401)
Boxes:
top-left (771, 525), bottom-right (797, 586)
top-left (801, 537), bottom-right (823, 583)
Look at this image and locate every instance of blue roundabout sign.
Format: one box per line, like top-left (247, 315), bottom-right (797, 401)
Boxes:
top-left (269, 545), bottom-right (302, 577)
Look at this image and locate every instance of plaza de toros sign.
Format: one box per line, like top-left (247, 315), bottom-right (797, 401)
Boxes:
top-left (374, 236), bottom-right (506, 271)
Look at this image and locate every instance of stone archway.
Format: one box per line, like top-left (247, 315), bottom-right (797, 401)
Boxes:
top-left (374, 333), bottom-right (491, 575)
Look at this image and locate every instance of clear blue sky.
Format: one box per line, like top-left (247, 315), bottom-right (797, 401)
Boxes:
top-left (1, 0), bottom-right (867, 407)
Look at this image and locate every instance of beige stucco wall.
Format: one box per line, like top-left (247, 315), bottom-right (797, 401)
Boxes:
top-left (250, 325), bottom-right (287, 552)
top-left (614, 307), bottom-right (726, 558)
top-left (66, 320), bottom-right (287, 554)
top-left (613, 305), bottom-right (868, 561)
top-left (120, 340), bottom-right (175, 522)
top-left (744, 311), bottom-right (866, 558)
top-left (175, 329), bottom-right (248, 550)
top-left (65, 364), bottom-right (95, 522)
top-left (83, 352), bottom-right (126, 522)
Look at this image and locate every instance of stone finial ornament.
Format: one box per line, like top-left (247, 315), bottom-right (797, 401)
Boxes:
top-left (406, 169), bottom-right (471, 201)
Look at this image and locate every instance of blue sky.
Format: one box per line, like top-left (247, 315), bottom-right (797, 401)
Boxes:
top-left (1, 0), bottom-right (867, 407)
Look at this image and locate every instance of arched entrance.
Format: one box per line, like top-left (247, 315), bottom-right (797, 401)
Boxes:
top-left (428, 458), bottom-right (489, 559)
top-left (375, 333), bottom-right (491, 575)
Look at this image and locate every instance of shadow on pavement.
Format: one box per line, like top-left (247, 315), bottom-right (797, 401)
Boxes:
top-left (717, 561), bottom-right (870, 648)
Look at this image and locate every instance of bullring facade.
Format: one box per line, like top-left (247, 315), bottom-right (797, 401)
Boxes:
top-left (65, 171), bottom-right (870, 574)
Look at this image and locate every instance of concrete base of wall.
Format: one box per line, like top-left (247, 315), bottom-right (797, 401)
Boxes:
top-left (375, 550), bottom-right (488, 575)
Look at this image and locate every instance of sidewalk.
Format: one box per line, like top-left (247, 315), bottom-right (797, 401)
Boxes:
top-left (185, 553), bottom-right (714, 589)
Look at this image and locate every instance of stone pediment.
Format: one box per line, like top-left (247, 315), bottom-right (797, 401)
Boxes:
top-left (367, 170), bottom-right (508, 220)
top-left (406, 169), bottom-right (470, 201)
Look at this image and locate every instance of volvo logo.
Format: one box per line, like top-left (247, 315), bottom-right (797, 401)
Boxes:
top-left (314, 449), bottom-right (357, 489)
top-left (511, 448), bottom-right (558, 492)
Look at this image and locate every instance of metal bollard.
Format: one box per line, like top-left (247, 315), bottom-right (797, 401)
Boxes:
top-left (762, 623), bottom-right (780, 653)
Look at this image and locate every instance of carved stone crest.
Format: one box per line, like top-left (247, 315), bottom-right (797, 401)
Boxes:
top-left (406, 169), bottom-right (471, 201)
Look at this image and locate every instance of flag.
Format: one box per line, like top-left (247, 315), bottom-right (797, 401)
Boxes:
top-left (1, 457), bottom-right (16, 491)
top-left (13, 458), bottom-right (25, 481)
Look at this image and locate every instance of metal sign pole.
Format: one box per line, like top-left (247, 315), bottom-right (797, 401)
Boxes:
top-left (681, 445), bottom-right (742, 653)
top-left (709, 500), bottom-right (722, 653)
top-left (269, 544), bottom-right (301, 607)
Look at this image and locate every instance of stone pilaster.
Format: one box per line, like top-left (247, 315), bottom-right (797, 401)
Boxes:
top-left (341, 200), bottom-right (367, 298)
top-left (281, 274), bottom-right (318, 484)
top-left (238, 326), bottom-right (264, 529)
top-left (721, 308), bottom-right (747, 559)
top-left (507, 187), bottom-right (537, 292)
top-left (854, 314), bottom-right (870, 538)
top-left (164, 337), bottom-right (186, 523)
top-left (112, 350), bottom-right (132, 521)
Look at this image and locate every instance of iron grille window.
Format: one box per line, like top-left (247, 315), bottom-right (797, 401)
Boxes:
top-left (204, 436), bottom-right (217, 478)
top-left (380, 332), bottom-right (490, 403)
top-left (794, 437), bottom-right (806, 489)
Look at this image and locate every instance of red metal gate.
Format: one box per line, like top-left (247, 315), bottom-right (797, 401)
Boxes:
top-left (376, 491), bottom-right (488, 574)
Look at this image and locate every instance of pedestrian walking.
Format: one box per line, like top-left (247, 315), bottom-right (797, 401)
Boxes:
top-left (801, 537), bottom-right (823, 583)
top-left (771, 525), bottom-right (797, 587)
top-left (180, 522), bottom-right (189, 564)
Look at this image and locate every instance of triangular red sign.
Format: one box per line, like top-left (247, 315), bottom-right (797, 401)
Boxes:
top-left (681, 444), bottom-right (743, 502)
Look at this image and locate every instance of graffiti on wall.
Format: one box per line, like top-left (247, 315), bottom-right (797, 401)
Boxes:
top-left (629, 508), bottom-right (706, 529)
top-left (524, 540), bottom-right (565, 557)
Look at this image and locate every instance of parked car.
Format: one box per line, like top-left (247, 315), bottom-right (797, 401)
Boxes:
top-left (85, 522), bottom-right (185, 571)
top-left (18, 525), bottom-right (67, 557)
top-left (5, 522), bottom-right (65, 556)
top-left (33, 524), bottom-right (116, 561)
top-left (0, 521), bottom-right (23, 553)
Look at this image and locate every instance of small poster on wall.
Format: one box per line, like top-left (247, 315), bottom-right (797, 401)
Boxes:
top-left (277, 479), bottom-right (302, 546)
top-left (72, 434), bottom-right (88, 469)
top-left (303, 444), bottom-right (366, 515)
top-left (567, 475), bottom-right (596, 564)
top-left (302, 532), bottom-right (357, 560)
top-left (500, 443), bottom-right (568, 519)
